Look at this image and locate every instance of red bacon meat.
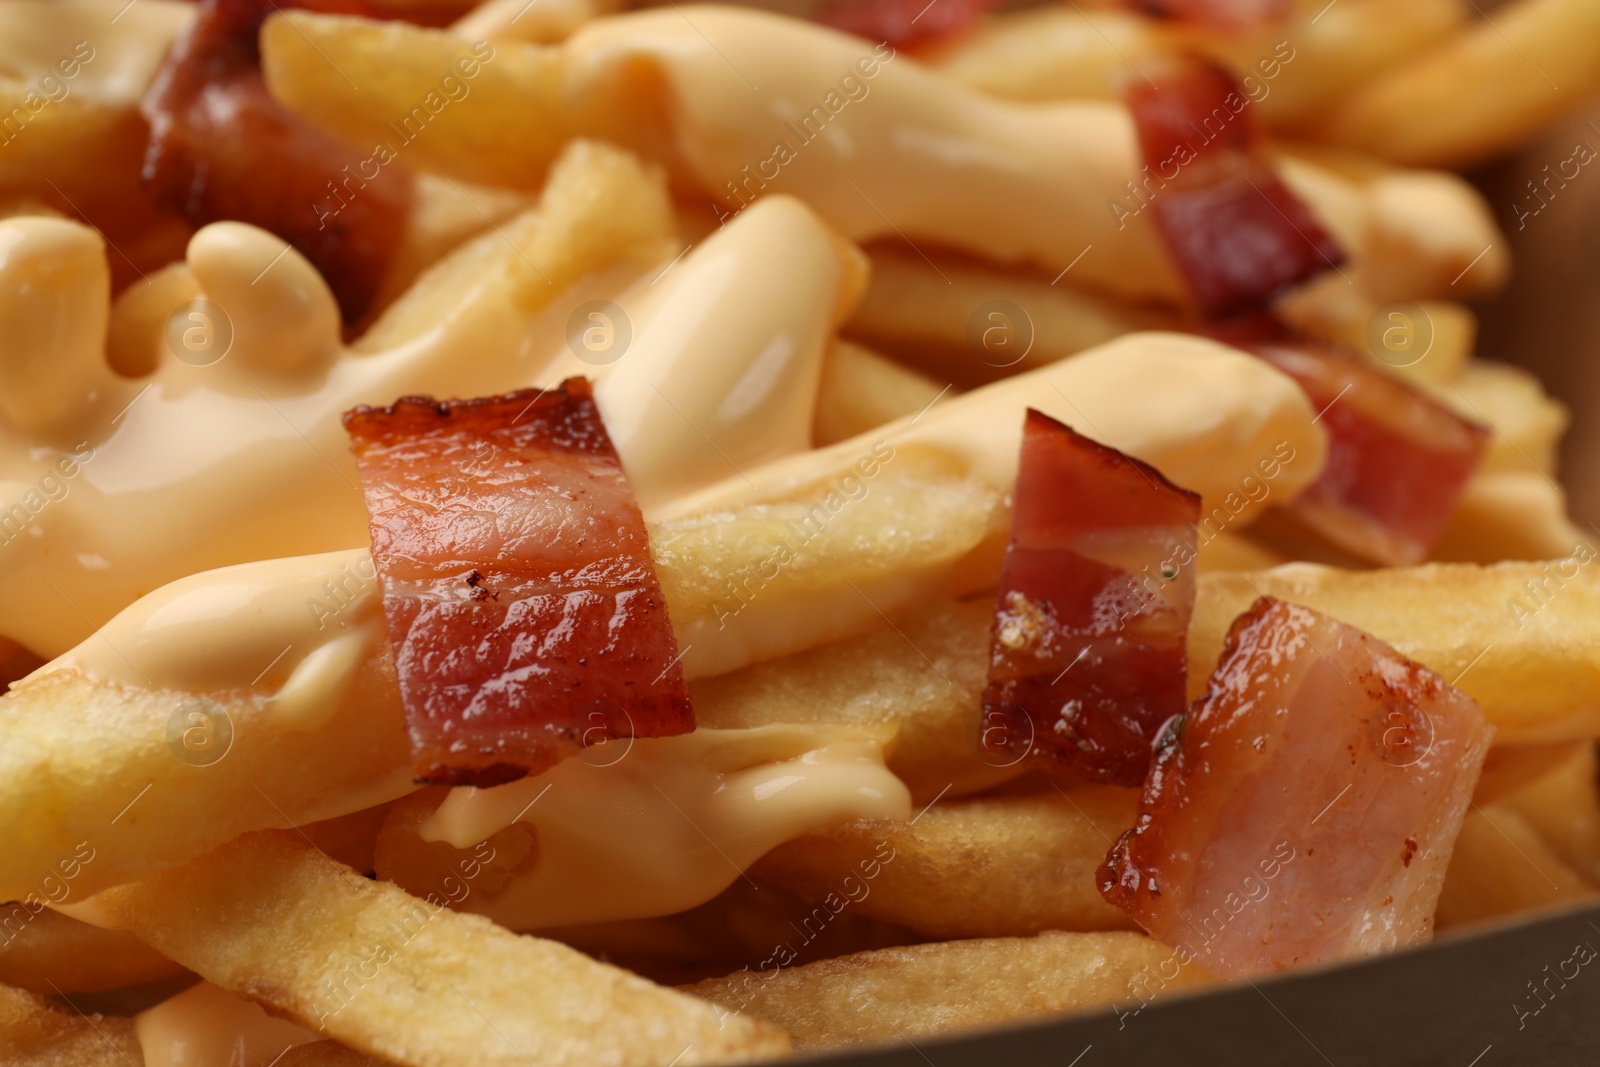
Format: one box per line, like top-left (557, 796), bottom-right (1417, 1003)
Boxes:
top-left (343, 380), bottom-right (694, 787)
top-left (980, 410), bottom-right (1201, 787)
top-left (814, 0), bottom-right (1001, 50)
top-left (1207, 318), bottom-right (1489, 565)
top-left (1123, 59), bottom-right (1344, 317)
top-left (1099, 597), bottom-right (1493, 979)
top-left (141, 0), bottom-right (411, 321)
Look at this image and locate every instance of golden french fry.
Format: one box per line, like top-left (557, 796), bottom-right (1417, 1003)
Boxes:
top-left (693, 596), bottom-right (1005, 802)
top-left (686, 931), bottom-right (1214, 1050)
top-left (1324, 0), bottom-right (1600, 168)
top-left (1474, 742), bottom-right (1589, 806)
top-left (653, 448), bottom-right (1005, 678)
top-left (0, 647), bottom-right (413, 903)
top-left (1502, 744), bottom-right (1600, 884)
top-left (370, 175), bottom-right (538, 320)
top-left (99, 832), bottom-right (790, 1067)
top-left (281, 1042), bottom-right (388, 1067)
top-left (927, 7), bottom-right (1158, 103)
top-left (813, 340), bottom-right (948, 447)
top-left (1274, 276), bottom-right (1475, 389)
top-left (452, 0), bottom-right (627, 43)
top-left (1434, 361), bottom-right (1570, 478)
top-left (754, 787), bottom-right (1140, 939)
top-left (1191, 562), bottom-right (1600, 742)
top-left (1431, 471), bottom-right (1589, 564)
top-left (0, 906), bottom-right (183, 995)
top-left (844, 246), bottom-right (1176, 389)
top-left (1197, 532), bottom-right (1287, 573)
top-left (0, 982), bottom-right (141, 1067)
top-left (1434, 805), bottom-right (1597, 930)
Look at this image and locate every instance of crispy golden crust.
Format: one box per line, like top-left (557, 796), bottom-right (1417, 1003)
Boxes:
top-left (685, 931), bottom-right (1214, 1051)
top-left (98, 832), bottom-right (789, 1067)
top-left (754, 786), bottom-right (1140, 939)
top-left (0, 983), bottom-right (142, 1067)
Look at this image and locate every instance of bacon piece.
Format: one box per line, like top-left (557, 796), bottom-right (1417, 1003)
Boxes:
top-left (1123, 59), bottom-right (1343, 317)
top-left (1099, 597), bottom-right (1492, 978)
top-left (1119, 0), bottom-right (1288, 28)
top-left (1207, 318), bottom-right (1488, 565)
top-left (343, 381), bottom-right (694, 787)
top-left (141, 0), bottom-right (411, 321)
top-left (979, 410), bottom-right (1200, 787)
top-left (814, 0), bottom-right (1001, 50)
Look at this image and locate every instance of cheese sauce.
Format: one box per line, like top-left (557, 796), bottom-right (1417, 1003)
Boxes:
top-left (134, 981), bottom-right (318, 1067)
top-left (420, 724), bottom-right (909, 929)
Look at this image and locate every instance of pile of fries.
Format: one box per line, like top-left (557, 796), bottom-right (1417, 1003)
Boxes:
top-left (3, 0), bottom-right (1600, 1064)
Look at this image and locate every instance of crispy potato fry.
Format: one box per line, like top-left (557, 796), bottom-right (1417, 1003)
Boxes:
top-left (1324, 0), bottom-right (1600, 168)
top-left (453, 0), bottom-right (626, 43)
top-left (929, 0), bottom-right (1469, 132)
top-left (1434, 805), bottom-right (1598, 930)
top-left (370, 175), bottom-right (538, 320)
top-left (754, 786), bottom-right (1140, 939)
top-left (813, 341), bottom-right (948, 447)
top-left (693, 596), bottom-right (1006, 802)
top-left (99, 832), bottom-right (789, 1067)
top-left (0, 906), bottom-right (183, 995)
top-left (843, 246), bottom-right (1176, 389)
top-left (282, 1042), bottom-right (388, 1067)
top-left (356, 138), bottom-right (674, 353)
top-left (0, 983), bottom-right (141, 1067)
top-left (1191, 562), bottom-right (1600, 742)
top-left (1430, 471), bottom-right (1590, 564)
top-left (0, 649), bottom-right (413, 903)
top-left (1359, 170), bottom-right (1510, 299)
top-left (1434, 361), bottom-right (1570, 478)
top-left (1474, 742), bottom-right (1589, 806)
top-left (653, 448), bottom-right (1005, 679)
top-left (1197, 532), bottom-right (1288, 573)
top-left (686, 931), bottom-right (1213, 1051)
top-left (1274, 276), bottom-right (1475, 388)
top-left (1502, 744), bottom-right (1600, 884)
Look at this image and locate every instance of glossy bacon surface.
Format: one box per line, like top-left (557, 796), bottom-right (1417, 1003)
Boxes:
top-left (815, 0), bottom-right (1000, 49)
top-left (1208, 319), bottom-right (1489, 565)
top-left (141, 0), bottom-right (411, 320)
top-left (980, 410), bottom-right (1200, 787)
top-left (1124, 60), bottom-right (1343, 317)
top-left (343, 381), bottom-right (694, 786)
top-left (1100, 597), bottom-right (1493, 979)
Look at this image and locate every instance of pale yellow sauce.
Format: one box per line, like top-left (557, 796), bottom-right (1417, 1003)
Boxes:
top-left (134, 981), bottom-right (318, 1067)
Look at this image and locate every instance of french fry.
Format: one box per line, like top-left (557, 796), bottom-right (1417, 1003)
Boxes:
top-left (685, 931), bottom-right (1215, 1051)
top-left (0, 906), bottom-right (183, 995)
top-left (452, 0), bottom-right (627, 44)
top-left (813, 340), bottom-right (948, 447)
top-left (1358, 170), bottom-right (1510, 299)
top-left (1273, 275), bottom-right (1475, 388)
top-left (1434, 805), bottom-right (1598, 930)
top-left (0, 648), bottom-right (413, 903)
top-left (1502, 744), bottom-right (1600, 884)
top-left (653, 448), bottom-right (1005, 678)
top-left (843, 246), bottom-right (1176, 389)
top-left (1323, 0), bottom-right (1600, 169)
top-left (0, 983), bottom-right (141, 1067)
top-left (1473, 742), bottom-right (1589, 806)
top-left (753, 786), bottom-right (1141, 939)
top-left (1433, 361), bottom-right (1570, 478)
top-left (1429, 471), bottom-right (1589, 564)
top-left (926, 7), bottom-right (1160, 104)
top-left (98, 832), bottom-right (790, 1067)
top-left (282, 1042), bottom-right (388, 1067)
top-left (693, 596), bottom-right (1005, 802)
top-left (1191, 562), bottom-right (1600, 742)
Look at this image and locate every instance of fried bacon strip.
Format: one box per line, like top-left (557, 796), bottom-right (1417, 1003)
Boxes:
top-left (814, 0), bottom-right (1000, 49)
top-left (1123, 59), bottom-right (1344, 317)
top-left (141, 0), bottom-right (412, 320)
top-left (343, 380), bottom-right (694, 787)
top-left (1100, 597), bottom-right (1492, 978)
top-left (1207, 318), bottom-right (1489, 565)
top-left (980, 410), bottom-right (1200, 787)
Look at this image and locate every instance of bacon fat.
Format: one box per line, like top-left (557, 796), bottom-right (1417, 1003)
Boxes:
top-left (141, 0), bottom-right (411, 321)
top-left (1123, 59), bottom-right (1343, 317)
top-left (980, 410), bottom-right (1200, 787)
top-left (343, 380), bottom-right (694, 786)
top-left (1099, 597), bottom-right (1492, 978)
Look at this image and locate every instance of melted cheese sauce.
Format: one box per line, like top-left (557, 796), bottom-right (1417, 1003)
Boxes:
top-left (0, 194), bottom-right (857, 658)
top-left (135, 981), bottom-right (318, 1067)
top-left (420, 724), bottom-right (909, 929)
